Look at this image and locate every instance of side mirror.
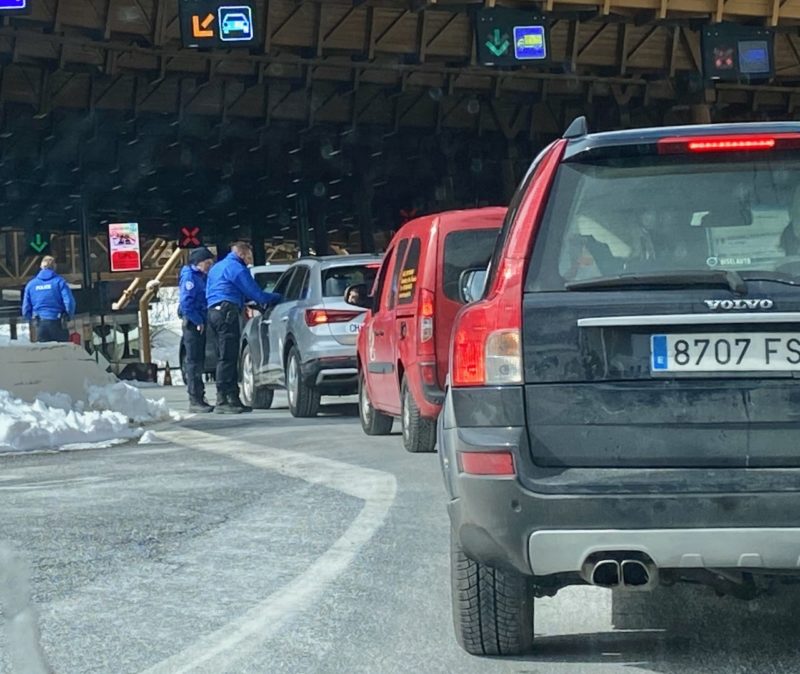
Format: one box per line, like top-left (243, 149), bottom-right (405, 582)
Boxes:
top-left (344, 283), bottom-right (373, 310)
top-left (459, 268), bottom-right (488, 304)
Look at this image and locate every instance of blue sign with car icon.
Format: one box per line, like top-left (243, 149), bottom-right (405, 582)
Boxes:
top-left (218, 6), bottom-right (254, 42)
top-left (0, 0), bottom-right (26, 8)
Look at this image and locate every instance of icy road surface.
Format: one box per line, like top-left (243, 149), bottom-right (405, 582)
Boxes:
top-left (1, 388), bottom-right (799, 674)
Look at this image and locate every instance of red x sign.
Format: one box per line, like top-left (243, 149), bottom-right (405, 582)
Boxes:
top-left (180, 226), bottom-right (201, 248)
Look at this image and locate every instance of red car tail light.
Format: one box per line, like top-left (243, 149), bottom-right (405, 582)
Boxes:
top-left (419, 288), bottom-right (435, 346)
top-left (305, 309), bottom-right (362, 326)
top-left (658, 133), bottom-right (800, 155)
top-left (458, 451), bottom-right (515, 476)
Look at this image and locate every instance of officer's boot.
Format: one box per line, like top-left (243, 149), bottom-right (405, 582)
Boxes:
top-left (214, 392), bottom-right (243, 415)
top-left (228, 391), bottom-right (253, 414)
top-left (188, 397), bottom-right (214, 414)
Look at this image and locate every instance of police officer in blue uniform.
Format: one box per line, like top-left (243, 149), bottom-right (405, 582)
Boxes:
top-left (22, 256), bottom-right (76, 343)
top-left (206, 241), bottom-right (281, 414)
top-left (179, 247), bottom-right (215, 413)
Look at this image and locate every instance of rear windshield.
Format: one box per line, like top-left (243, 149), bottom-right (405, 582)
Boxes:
top-left (442, 229), bottom-right (500, 301)
top-left (322, 264), bottom-right (380, 298)
top-left (527, 152), bottom-right (800, 290)
top-left (253, 271), bottom-right (283, 292)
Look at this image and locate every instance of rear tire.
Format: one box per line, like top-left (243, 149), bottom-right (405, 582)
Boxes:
top-left (359, 370), bottom-right (393, 435)
top-left (287, 346), bottom-right (320, 418)
top-left (451, 529), bottom-right (535, 656)
top-left (401, 378), bottom-right (436, 453)
top-left (240, 345), bottom-right (274, 409)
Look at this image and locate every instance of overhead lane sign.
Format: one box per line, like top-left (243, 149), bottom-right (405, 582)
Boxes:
top-left (180, 0), bottom-right (261, 48)
top-left (0, 0), bottom-right (31, 15)
top-left (476, 8), bottom-right (549, 67)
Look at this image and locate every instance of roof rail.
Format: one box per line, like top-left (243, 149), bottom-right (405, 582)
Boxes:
top-left (563, 116), bottom-right (588, 139)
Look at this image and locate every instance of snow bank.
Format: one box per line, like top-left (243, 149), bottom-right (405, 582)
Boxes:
top-left (86, 382), bottom-right (178, 423)
top-left (0, 381), bottom-right (179, 453)
top-left (0, 390), bottom-right (141, 453)
top-left (0, 343), bottom-right (115, 404)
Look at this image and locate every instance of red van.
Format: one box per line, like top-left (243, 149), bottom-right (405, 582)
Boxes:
top-left (351, 208), bottom-right (505, 453)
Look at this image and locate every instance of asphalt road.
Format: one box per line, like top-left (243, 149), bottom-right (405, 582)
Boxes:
top-left (2, 389), bottom-right (800, 674)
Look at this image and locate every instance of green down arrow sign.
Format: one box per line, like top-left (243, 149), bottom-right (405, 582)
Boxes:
top-left (485, 28), bottom-right (510, 57)
top-left (30, 233), bottom-right (48, 253)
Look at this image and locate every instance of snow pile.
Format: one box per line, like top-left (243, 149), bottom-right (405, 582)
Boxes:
top-left (0, 323), bottom-right (30, 346)
top-left (0, 390), bottom-right (141, 453)
top-left (86, 382), bottom-right (178, 423)
top-left (0, 381), bottom-right (179, 453)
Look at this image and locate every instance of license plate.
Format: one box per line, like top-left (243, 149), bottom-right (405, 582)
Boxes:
top-left (348, 322), bottom-right (363, 334)
top-left (651, 333), bottom-right (800, 372)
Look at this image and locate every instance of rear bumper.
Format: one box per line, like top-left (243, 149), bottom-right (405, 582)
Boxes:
top-left (300, 356), bottom-right (358, 393)
top-left (529, 528), bottom-right (800, 576)
top-left (439, 386), bottom-right (800, 577)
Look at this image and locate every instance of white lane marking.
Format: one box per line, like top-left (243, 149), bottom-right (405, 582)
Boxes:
top-left (140, 427), bottom-right (397, 674)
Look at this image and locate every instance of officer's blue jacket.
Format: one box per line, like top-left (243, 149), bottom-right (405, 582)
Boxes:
top-left (179, 264), bottom-right (208, 326)
top-left (22, 269), bottom-right (76, 320)
top-left (206, 253), bottom-right (281, 309)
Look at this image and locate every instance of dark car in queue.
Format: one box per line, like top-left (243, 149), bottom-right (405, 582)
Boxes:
top-left (439, 120), bottom-right (800, 655)
top-left (239, 255), bottom-right (381, 414)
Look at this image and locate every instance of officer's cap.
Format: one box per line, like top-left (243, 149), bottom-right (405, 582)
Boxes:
top-left (189, 247), bottom-right (214, 265)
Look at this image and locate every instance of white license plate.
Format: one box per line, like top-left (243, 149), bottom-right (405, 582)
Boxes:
top-left (651, 333), bottom-right (800, 372)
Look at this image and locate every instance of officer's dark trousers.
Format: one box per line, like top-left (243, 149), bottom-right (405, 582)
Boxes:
top-left (208, 301), bottom-right (240, 397)
top-left (182, 320), bottom-right (207, 402)
top-left (35, 318), bottom-right (68, 343)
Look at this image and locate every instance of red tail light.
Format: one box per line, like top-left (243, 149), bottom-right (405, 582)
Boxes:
top-left (305, 309), bottom-right (361, 326)
top-left (451, 140), bottom-right (566, 387)
top-left (658, 133), bottom-right (800, 155)
top-left (419, 288), bottom-right (435, 351)
top-left (458, 451), bottom-right (515, 476)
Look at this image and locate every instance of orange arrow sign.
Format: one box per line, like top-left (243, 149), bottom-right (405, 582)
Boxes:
top-left (192, 13), bottom-right (214, 38)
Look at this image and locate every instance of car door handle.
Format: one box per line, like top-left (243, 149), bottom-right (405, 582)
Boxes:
top-left (374, 329), bottom-right (384, 336)
top-left (400, 323), bottom-right (407, 339)
top-left (281, 316), bottom-right (289, 322)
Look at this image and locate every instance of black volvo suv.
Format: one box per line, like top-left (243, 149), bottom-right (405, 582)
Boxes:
top-left (439, 119), bottom-right (800, 655)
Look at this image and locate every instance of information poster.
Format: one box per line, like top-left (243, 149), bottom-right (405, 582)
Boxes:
top-left (108, 222), bottom-right (142, 273)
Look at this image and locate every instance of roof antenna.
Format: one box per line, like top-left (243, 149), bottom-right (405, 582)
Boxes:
top-left (563, 116), bottom-right (588, 139)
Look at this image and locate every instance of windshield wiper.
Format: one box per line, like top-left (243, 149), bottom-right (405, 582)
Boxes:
top-left (566, 270), bottom-right (747, 295)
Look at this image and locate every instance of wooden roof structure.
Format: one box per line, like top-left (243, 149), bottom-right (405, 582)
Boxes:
top-left (0, 0), bottom-right (797, 137)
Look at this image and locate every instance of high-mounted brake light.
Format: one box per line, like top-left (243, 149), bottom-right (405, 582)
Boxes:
top-left (658, 133), bottom-right (800, 155)
top-left (458, 451), bottom-right (515, 476)
top-left (305, 309), bottom-right (361, 326)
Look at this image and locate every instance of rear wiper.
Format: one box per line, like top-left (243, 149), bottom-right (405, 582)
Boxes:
top-left (566, 270), bottom-right (747, 295)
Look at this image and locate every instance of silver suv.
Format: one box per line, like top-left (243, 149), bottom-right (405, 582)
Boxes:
top-left (239, 255), bottom-right (381, 416)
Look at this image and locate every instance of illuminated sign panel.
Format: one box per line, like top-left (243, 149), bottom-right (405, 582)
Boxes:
top-left (702, 24), bottom-right (774, 81)
top-left (476, 8), bottom-right (549, 66)
top-left (179, 0), bottom-right (260, 48)
top-left (0, 0), bottom-right (31, 15)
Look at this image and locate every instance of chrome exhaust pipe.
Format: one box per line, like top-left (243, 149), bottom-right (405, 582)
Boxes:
top-left (621, 559), bottom-right (657, 590)
top-left (589, 559), bottom-right (621, 588)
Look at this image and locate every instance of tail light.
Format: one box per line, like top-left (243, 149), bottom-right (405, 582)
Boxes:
top-left (458, 451), bottom-right (515, 476)
top-left (451, 260), bottom-right (524, 386)
top-left (419, 288), bottom-right (434, 346)
top-left (305, 309), bottom-right (362, 326)
top-left (450, 140), bottom-right (566, 388)
top-left (658, 133), bottom-right (800, 155)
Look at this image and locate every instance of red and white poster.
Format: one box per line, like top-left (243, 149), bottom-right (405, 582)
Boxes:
top-left (108, 222), bottom-right (141, 273)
